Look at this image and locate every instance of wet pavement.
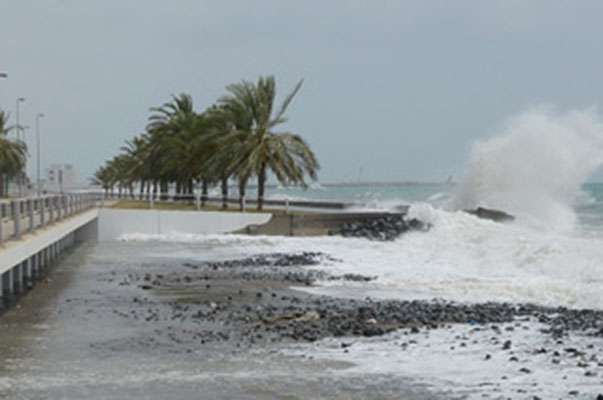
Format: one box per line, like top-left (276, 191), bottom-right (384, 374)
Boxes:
top-left (0, 241), bottom-right (446, 400)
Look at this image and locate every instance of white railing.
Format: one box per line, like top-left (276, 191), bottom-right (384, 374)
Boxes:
top-left (0, 193), bottom-right (100, 245)
top-left (98, 191), bottom-right (353, 211)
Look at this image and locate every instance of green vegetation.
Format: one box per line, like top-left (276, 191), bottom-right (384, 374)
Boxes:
top-left (0, 110), bottom-right (27, 197)
top-left (94, 76), bottom-right (319, 211)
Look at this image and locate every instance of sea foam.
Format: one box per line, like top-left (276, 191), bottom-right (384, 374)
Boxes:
top-left (452, 107), bottom-right (603, 232)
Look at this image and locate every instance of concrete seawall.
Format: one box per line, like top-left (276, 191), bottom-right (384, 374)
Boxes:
top-left (98, 208), bottom-right (400, 239)
top-left (97, 208), bottom-right (272, 240)
top-left (237, 212), bottom-right (398, 236)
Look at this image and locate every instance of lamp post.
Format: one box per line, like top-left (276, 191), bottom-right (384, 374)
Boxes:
top-left (16, 97), bottom-right (25, 141)
top-left (15, 97), bottom-right (25, 196)
top-left (36, 113), bottom-right (45, 196)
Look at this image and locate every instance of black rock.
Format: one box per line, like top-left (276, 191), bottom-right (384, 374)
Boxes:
top-left (336, 214), bottom-right (430, 241)
top-left (464, 207), bottom-right (515, 222)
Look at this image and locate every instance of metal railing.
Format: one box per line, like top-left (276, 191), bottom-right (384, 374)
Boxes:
top-left (99, 191), bottom-right (354, 211)
top-left (0, 193), bottom-right (100, 245)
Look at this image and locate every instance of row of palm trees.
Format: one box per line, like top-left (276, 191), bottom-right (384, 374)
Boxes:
top-left (0, 110), bottom-right (27, 197)
top-left (93, 76), bottom-right (319, 210)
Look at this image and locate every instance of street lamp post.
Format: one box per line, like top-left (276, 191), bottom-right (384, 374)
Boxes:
top-left (15, 97), bottom-right (25, 196)
top-left (16, 97), bottom-right (25, 141)
top-left (36, 113), bottom-right (45, 196)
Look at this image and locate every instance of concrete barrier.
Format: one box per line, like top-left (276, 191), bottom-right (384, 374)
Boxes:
top-left (0, 194), bottom-right (98, 244)
top-left (97, 208), bottom-right (272, 240)
top-left (237, 211), bottom-right (402, 236)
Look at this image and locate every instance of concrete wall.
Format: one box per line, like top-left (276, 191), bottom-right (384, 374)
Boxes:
top-left (97, 208), bottom-right (400, 240)
top-left (237, 211), bottom-right (397, 236)
top-left (98, 208), bottom-right (272, 240)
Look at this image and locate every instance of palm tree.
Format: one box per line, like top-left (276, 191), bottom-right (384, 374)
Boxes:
top-left (93, 76), bottom-right (320, 211)
top-left (120, 134), bottom-right (151, 198)
top-left (202, 104), bottom-right (247, 209)
top-left (147, 94), bottom-right (211, 201)
top-left (91, 164), bottom-right (114, 195)
top-left (0, 110), bottom-right (27, 197)
top-left (219, 76), bottom-right (319, 210)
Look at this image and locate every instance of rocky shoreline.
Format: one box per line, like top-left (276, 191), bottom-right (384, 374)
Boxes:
top-left (112, 252), bottom-right (603, 350)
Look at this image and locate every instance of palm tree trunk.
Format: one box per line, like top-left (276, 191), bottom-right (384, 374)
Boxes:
top-left (201, 180), bottom-right (208, 207)
top-left (139, 180), bottom-right (145, 199)
top-left (257, 164), bottom-right (266, 211)
top-left (0, 174), bottom-right (5, 198)
top-left (221, 177), bottom-right (228, 209)
top-left (160, 180), bottom-right (168, 201)
top-left (238, 176), bottom-right (248, 211)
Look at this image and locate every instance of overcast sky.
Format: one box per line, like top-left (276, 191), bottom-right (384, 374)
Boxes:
top-left (2, 0), bottom-right (603, 183)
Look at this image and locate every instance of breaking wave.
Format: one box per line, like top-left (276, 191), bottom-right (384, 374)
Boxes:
top-left (452, 107), bottom-right (603, 232)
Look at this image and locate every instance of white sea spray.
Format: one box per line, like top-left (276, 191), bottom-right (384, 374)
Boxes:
top-left (452, 107), bottom-right (603, 232)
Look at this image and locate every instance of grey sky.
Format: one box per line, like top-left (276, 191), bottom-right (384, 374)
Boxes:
top-left (2, 0), bottom-right (603, 183)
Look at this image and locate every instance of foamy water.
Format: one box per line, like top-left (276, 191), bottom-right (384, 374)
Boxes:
top-left (120, 204), bottom-right (603, 310)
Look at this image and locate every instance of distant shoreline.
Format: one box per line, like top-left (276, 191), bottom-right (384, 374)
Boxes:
top-left (247, 180), bottom-right (603, 190)
top-left (246, 180), bottom-right (456, 190)
top-left (320, 180), bottom-right (455, 188)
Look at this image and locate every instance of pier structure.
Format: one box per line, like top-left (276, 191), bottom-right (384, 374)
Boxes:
top-left (0, 194), bottom-right (99, 308)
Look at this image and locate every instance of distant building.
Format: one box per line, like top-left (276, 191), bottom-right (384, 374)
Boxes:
top-left (46, 163), bottom-right (79, 192)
